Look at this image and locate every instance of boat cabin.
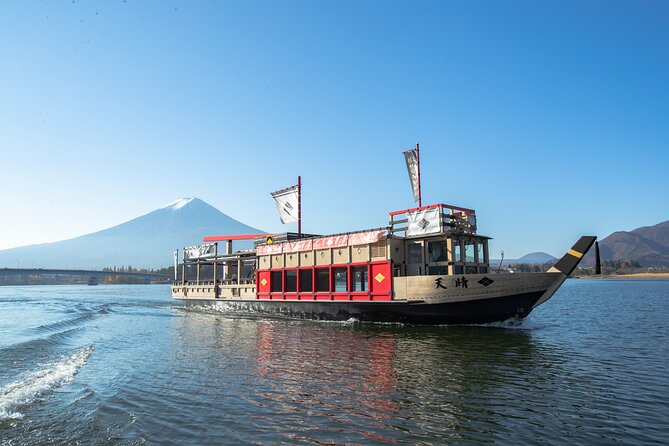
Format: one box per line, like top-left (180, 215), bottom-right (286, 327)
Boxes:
top-left (172, 203), bottom-right (490, 301)
top-left (388, 203), bottom-right (490, 277)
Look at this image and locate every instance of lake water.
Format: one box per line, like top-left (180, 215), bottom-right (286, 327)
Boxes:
top-left (1, 280), bottom-right (668, 445)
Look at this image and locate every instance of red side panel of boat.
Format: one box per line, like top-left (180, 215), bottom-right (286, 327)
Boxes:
top-left (255, 260), bottom-right (394, 301)
top-left (257, 270), bottom-right (271, 298)
top-left (370, 261), bottom-right (392, 301)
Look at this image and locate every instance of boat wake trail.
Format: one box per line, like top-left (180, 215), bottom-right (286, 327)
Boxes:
top-left (0, 345), bottom-right (92, 421)
top-left (474, 317), bottom-right (550, 330)
top-left (33, 304), bottom-right (112, 334)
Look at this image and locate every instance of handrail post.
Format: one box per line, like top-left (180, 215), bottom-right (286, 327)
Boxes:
top-left (213, 243), bottom-right (219, 298)
top-left (182, 250), bottom-right (186, 285)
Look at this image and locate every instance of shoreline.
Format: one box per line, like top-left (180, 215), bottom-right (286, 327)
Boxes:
top-left (575, 272), bottom-right (669, 279)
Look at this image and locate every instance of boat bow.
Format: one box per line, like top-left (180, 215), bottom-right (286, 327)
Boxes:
top-left (532, 235), bottom-right (597, 308)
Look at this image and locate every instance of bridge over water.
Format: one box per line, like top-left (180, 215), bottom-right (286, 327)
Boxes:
top-left (0, 268), bottom-right (170, 281)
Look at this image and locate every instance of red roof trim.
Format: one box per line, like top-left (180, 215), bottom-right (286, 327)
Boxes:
top-left (389, 203), bottom-right (475, 216)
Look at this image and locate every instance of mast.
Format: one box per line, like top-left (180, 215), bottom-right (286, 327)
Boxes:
top-left (297, 175), bottom-right (302, 236)
top-left (416, 142), bottom-right (422, 207)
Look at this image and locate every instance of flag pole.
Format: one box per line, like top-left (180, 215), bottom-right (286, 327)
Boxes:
top-left (297, 176), bottom-right (302, 236)
top-left (416, 142), bottom-right (422, 207)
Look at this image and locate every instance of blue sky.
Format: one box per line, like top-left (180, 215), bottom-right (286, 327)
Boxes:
top-left (1, 1), bottom-right (667, 258)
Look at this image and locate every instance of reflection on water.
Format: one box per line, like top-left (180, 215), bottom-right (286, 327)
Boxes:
top-left (166, 311), bottom-right (584, 445)
top-left (252, 322), bottom-right (400, 443)
top-left (1, 282), bottom-right (668, 445)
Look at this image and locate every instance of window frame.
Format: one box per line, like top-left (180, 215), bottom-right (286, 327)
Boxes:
top-left (351, 264), bottom-right (368, 292)
top-left (298, 267), bottom-right (313, 293)
top-left (332, 265), bottom-right (348, 293)
top-left (284, 268), bottom-right (297, 294)
top-left (314, 266), bottom-right (331, 295)
top-left (270, 269), bottom-right (283, 294)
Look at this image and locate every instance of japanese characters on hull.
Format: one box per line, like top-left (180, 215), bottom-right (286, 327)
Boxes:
top-left (434, 276), bottom-right (495, 289)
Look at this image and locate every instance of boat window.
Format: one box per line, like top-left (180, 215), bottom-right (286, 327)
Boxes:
top-left (351, 266), bottom-right (367, 291)
top-left (454, 242), bottom-right (463, 263)
top-left (315, 268), bottom-right (329, 292)
top-left (477, 242), bottom-right (486, 264)
top-left (465, 241), bottom-right (475, 263)
top-left (333, 267), bottom-right (347, 292)
top-left (408, 243), bottom-right (422, 264)
top-left (299, 269), bottom-right (313, 292)
top-left (285, 270), bottom-right (297, 292)
top-left (429, 266), bottom-right (449, 275)
top-left (270, 271), bottom-right (282, 292)
top-left (428, 241), bottom-right (447, 262)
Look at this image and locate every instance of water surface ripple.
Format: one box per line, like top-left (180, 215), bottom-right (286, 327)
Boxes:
top-left (0, 280), bottom-right (667, 445)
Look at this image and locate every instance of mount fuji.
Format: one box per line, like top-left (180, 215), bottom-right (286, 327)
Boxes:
top-left (0, 198), bottom-right (263, 269)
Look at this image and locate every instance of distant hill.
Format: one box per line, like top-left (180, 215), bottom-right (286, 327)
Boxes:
top-left (490, 252), bottom-right (557, 267)
top-left (516, 252), bottom-right (558, 264)
top-left (0, 198), bottom-right (263, 269)
top-left (492, 220), bottom-right (669, 270)
top-left (583, 220), bottom-right (669, 268)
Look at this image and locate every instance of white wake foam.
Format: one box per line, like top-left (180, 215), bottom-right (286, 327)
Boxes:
top-left (475, 317), bottom-right (548, 330)
top-left (0, 346), bottom-right (92, 421)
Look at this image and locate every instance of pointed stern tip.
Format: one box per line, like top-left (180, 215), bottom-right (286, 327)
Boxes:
top-left (550, 236), bottom-right (597, 276)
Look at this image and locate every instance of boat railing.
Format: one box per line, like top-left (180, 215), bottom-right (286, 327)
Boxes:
top-left (389, 203), bottom-right (477, 237)
top-left (173, 278), bottom-right (255, 287)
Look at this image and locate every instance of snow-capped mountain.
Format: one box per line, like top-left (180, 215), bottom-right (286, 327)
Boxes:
top-left (0, 198), bottom-right (263, 269)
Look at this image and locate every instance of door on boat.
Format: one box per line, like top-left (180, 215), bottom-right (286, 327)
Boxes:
top-left (427, 239), bottom-right (450, 275)
top-left (406, 241), bottom-right (424, 276)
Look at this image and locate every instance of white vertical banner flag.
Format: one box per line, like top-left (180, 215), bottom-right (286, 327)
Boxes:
top-left (173, 250), bottom-right (178, 280)
top-left (271, 185), bottom-right (299, 224)
top-left (403, 148), bottom-right (420, 203)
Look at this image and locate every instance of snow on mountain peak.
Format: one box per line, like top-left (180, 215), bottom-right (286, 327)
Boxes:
top-left (162, 198), bottom-right (195, 210)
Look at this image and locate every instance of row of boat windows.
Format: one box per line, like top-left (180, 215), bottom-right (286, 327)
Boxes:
top-left (408, 240), bottom-right (487, 264)
top-left (270, 267), bottom-right (368, 293)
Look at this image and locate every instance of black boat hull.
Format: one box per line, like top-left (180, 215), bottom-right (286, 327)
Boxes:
top-left (179, 290), bottom-right (546, 325)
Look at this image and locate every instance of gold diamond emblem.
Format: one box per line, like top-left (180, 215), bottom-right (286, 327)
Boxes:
top-left (260, 278), bottom-right (268, 286)
top-left (374, 273), bottom-right (385, 283)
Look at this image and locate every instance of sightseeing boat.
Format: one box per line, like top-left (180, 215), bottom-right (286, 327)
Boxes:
top-left (171, 205), bottom-right (596, 324)
top-left (171, 145), bottom-right (597, 324)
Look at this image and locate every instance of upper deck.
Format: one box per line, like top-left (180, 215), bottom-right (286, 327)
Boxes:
top-left (388, 203), bottom-right (479, 238)
top-left (172, 203), bottom-right (491, 301)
